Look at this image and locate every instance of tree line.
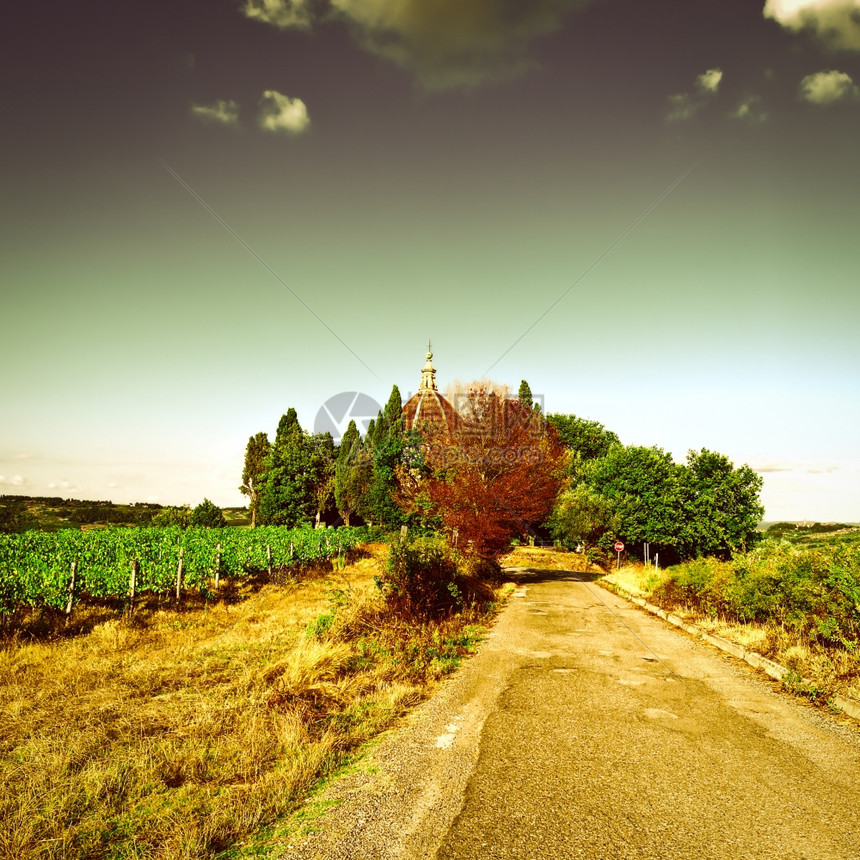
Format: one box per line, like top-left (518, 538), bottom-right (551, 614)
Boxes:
top-left (240, 386), bottom-right (410, 529)
top-left (241, 379), bottom-right (764, 565)
top-left (546, 413), bottom-right (763, 564)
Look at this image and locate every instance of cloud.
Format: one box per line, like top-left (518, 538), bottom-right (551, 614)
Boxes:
top-left (751, 457), bottom-right (840, 474)
top-left (798, 68), bottom-right (860, 102)
top-left (334, 0), bottom-right (596, 89)
top-left (258, 90), bottom-right (310, 133)
top-left (190, 99), bottom-right (240, 125)
top-left (0, 474), bottom-right (28, 487)
top-left (243, 0), bottom-right (594, 90)
top-left (696, 67), bottom-right (723, 94)
top-left (666, 68), bottom-right (723, 121)
top-left (666, 92), bottom-right (699, 121)
top-left (47, 480), bottom-right (79, 491)
top-left (764, 0), bottom-right (860, 51)
top-left (242, 0), bottom-right (313, 30)
top-left (731, 94), bottom-right (768, 123)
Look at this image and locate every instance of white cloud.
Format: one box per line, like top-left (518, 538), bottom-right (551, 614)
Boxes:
top-left (764, 0), bottom-right (860, 51)
top-left (0, 474), bottom-right (28, 487)
top-left (731, 94), bottom-right (768, 123)
top-left (666, 68), bottom-right (723, 121)
top-left (798, 68), bottom-right (859, 102)
top-left (750, 457), bottom-right (840, 474)
top-left (190, 99), bottom-right (240, 125)
top-left (258, 90), bottom-right (310, 134)
top-left (242, 0), bottom-right (313, 30)
top-left (47, 480), bottom-right (79, 491)
top-left (696, 67), bottom-right (723, 94)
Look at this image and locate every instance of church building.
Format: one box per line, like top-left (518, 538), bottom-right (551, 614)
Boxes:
top-left (402, 344), bottom-right (462, 439)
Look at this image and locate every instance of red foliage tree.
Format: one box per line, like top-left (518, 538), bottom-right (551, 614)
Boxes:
top-left (399, 381), bottom-right (568, 559)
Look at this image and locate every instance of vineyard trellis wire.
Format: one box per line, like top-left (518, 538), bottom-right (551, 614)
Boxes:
top-left (0, 526), bottom-right (372, 614)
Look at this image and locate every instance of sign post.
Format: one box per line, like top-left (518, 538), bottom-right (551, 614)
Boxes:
top-left (614, 540), bottom-right (624, 569)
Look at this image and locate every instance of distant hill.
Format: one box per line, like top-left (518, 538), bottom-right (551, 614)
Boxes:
top-left (762, 521), bottom-right (860, 549)
top-left (0, 495), bottom-right (250, 532)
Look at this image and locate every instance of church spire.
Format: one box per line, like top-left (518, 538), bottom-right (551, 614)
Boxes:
top-left (420, 341), bottom-right (437, 392)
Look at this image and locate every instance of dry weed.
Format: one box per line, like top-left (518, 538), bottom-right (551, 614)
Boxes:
top-left (0, 543), bottom-right (501, 859)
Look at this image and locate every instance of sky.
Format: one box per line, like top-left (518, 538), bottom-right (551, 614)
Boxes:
top-left (1, 0), bottom-right (859, 522)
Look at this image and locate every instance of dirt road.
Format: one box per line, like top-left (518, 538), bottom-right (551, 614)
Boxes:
top-left (283, 565), bottom-right (860, 859)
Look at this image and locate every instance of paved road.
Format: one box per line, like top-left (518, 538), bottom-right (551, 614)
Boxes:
top-left (284, 565), bottom-right (860, 860)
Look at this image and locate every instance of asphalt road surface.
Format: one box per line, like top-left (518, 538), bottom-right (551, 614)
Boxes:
top-left (283, 564), bottom-right (860, 860)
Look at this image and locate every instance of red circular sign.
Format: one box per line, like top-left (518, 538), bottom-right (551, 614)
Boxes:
top-left (614, 541), bottom-right (625, 552)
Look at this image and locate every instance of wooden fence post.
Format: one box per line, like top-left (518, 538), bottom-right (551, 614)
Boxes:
top-left (176, 548), bottom-right (184, 601)
top-left (266, 544), bottom-right (272, 576)
top-left (215, 542), bottom-right (221, 590)
top-left (65, 561), bottom-right (77, 616)
top-left (289, 542), bottom-right (294, 564)
top-left (129, 559), bottom-right (138, 605)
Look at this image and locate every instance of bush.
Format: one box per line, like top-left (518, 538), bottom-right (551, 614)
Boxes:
top-left (380, 536), bottom-right (461, 614)
top-left (654, 542), bottom-right (860, 650)
top-left (190, 498), bottom-right (226, 528)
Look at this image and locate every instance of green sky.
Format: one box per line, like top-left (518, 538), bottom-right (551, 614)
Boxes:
top-left (1, 0), bottom-right (859, 520)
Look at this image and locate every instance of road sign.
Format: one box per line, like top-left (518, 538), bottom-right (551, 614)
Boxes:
top-left (614, 541), bottom-right (624, 552)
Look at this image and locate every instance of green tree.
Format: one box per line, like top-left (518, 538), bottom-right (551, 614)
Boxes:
top-left (547, 484), bottom-right (619, 557)
top-left (358, 386), bottom-right (406, 527)
top-left (240, 431), bottom-right (271, 527)
top-left (275, 408), bottom-right (301, 445)
top-left (0, 497), bottom-right (27, 533)
top-left (152, 505), bottom-right (192, 528)
top-left (191, 498), bottom-right (226, 528)
top-left (547, 413), bottom-right (620, 480)
top-left (518, 379), bottom-right (534, 411)
top-left (309, 432), bottom-right (336, 527)
top-left (259, 411), bottom-right (316, 527)
top-left (676, 449), bottom-right (764, 558)
top-left (584, 445), bottom-right (681, 556)
top-left (334, 420), bottom-right (365, 526)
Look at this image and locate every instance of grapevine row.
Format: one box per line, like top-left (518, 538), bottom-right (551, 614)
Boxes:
top-left (0, 526), bottom-right (371, 613)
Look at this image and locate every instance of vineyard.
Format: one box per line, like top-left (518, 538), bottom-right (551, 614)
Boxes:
top-left (0, 525), bottom-right (370, 614)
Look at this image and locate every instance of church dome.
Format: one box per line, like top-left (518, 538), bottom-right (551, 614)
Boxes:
top-left (402, 343), bottom-right (461, 438)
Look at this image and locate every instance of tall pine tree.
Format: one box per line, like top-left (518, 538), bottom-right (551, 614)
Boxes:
top-left (334, 420), bottom-right (365, 527)
top-left (240, 432), bottom-right (271, 528)
top-left (357, 386), bottom-right (406, 526)
top-left (259, 409), bottom-right (316, 527)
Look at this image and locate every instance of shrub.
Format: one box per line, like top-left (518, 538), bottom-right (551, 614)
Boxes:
top-left (379, 535), bottom-right (462, 614)
top-left (654, 542), bottom-right (860, 650)
top-left (190, 498), bottom-right (226, 528)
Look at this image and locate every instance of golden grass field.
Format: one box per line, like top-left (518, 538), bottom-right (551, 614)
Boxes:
top-left (0, 544), bottom-right (502, 860)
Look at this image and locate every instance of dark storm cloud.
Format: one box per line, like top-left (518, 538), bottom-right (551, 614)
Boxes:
top-left (243, 0), bottom-right (596, 89)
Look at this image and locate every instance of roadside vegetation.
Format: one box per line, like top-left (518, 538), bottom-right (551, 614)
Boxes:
top-left (602, 526), bottom-right (860, 705)
top-left (5, 370), bottom-right (849, 856)
top-left (0, 540), bottom-right (504, 860)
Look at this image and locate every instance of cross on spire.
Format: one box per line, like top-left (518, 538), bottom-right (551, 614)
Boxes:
top-left (420, 341), bottom-right (437, 392)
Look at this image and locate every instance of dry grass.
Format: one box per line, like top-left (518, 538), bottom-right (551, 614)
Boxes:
top-left (499, 546), bottom-right (596, 573)
top-left (602, 564), bottom-right (860, 703)
top-left (0, 543), bottom-right (502, 860)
